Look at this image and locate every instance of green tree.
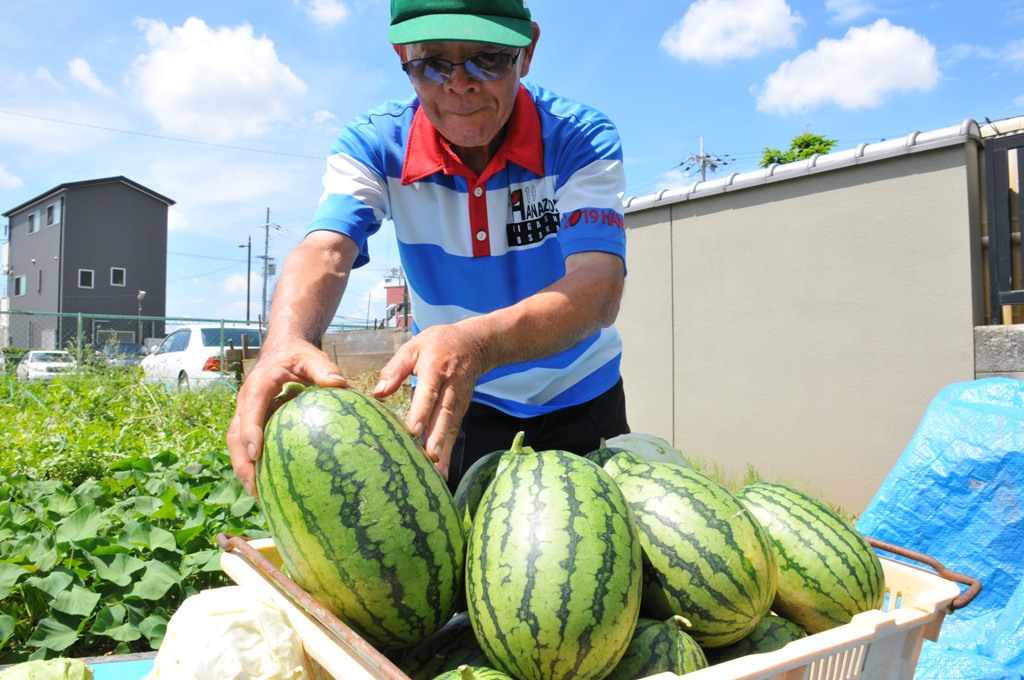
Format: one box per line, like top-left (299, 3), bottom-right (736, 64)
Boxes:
top-left (759, 132), bottom-right (838, 167)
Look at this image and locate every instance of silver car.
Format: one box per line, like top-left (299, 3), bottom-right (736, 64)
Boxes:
top-left (16, 350), bottom-right (78, 382)
top-left (140, 325), bottom-right (261, 389)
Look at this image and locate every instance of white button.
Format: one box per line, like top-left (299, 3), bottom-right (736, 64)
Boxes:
top-left (473, 187), bottom-right (483, 198)
top-left (476, 231), bottom-right (487, 241)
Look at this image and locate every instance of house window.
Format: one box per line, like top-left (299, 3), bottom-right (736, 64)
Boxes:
top-left (37, 270), bottom-right (43, 293)
top-left (47, 201), bottom-right (62, 226)
top-left (13, 275), bottom-right (26, 297)
top-left (27, 212), bottom-right (39, 234)
top-left (79, 269), bottom-right (95, 289)
top-left (111, 267), bottom-right (126, 286)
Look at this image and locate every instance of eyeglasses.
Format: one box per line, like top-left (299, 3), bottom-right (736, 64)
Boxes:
top-left (401, 51), bottom-right (520, 85)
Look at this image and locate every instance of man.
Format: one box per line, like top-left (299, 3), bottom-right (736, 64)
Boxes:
top-left (227, 0), bottom-right (630, 496)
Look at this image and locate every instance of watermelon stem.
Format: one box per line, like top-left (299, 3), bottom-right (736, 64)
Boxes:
top-left (669, 615), bottom-right (694, 630)
top-left (274, 381), bottom-right (307, 401)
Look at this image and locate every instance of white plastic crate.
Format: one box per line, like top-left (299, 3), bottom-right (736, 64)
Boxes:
top-left (219, 537), bottom-right (966, 680)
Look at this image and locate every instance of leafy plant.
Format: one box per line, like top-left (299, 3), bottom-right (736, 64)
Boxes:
top-left (0, 367), bottom-right (410, 662)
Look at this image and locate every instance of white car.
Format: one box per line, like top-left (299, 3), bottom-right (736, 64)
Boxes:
top-left (141, 325), bottom-right (262, 390)
top-left (16, 350), bottom-right (78, 382)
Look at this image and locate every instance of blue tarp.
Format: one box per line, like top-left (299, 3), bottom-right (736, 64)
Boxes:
top-left (856, 377), bottom-right (1024, 680)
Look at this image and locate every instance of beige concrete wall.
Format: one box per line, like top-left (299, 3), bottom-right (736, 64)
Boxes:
top-left (619, 143), bottom-right (985, 513)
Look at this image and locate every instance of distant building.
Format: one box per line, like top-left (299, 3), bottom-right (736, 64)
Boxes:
top-left (382, 279), bottom-right (411, 329)
top-left (1, 176), bottom-right (173, 348)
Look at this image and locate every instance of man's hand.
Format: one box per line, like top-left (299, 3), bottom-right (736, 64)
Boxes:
top-left (226, 340), bottom-right (348, 497)
top-left (373, 322), bottom-right (493, 479)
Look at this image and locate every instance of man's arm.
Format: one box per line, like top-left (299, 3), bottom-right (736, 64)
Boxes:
top-left (227, 230), bottom-right (360, 495)
top-left (374, 250), bottom-right (624, 477)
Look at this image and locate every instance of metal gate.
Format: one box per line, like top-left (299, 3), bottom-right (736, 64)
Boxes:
top-left (986, 131), bottom-right (1024, 323)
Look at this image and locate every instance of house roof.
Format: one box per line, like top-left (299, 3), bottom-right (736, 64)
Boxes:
top-left (2, 175), bottom-right (175, 217)
top-left (622, 117), bottom-right (1012, 214)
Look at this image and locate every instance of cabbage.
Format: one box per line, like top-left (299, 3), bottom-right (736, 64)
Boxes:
top-left (0, 658), bottom-right (93, 680)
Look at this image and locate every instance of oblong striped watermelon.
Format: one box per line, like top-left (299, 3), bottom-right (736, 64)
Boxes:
top-left (466, 439), bottom-right (643, 680)
top-left (257, 387), bottom-right (465, 651)
top-left (606, 616), bottom-right (708, 680)
top-left (708, 613), bottom-right (807, 664)
top-left (735, 482), bottom-right (885, 634)
top-left (614, 462), bottom-right (777, 648)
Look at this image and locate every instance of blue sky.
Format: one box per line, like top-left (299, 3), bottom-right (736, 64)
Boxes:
top-left (2, 0), bottom-right (1022, 326)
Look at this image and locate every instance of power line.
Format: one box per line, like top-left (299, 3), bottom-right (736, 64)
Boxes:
top-left (681, 135), bottom-right (733, 182)
top-left (0, 109), bottom-right (323, 160)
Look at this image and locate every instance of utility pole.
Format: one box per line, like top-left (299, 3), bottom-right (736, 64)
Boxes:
top-left (258, 207), bottom-right (280, 331)
top-left (681, 135), bottom-right (733, 182)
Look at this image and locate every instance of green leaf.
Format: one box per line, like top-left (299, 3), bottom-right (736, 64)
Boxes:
top-left (0, 614), bottom-right (15, 647)
top-left (51, 584), bottom-right (101, 617)
top-left (0, 563), bottom-right (28, 599)
top-left (87, 552), bottom-right (146, 587)
top-left (138, 611), bottom-right (169, 648)
top-left (231, 493), bottom-right (257, 517)
top-left (45, 488), bottom-right (79, 517)
top-left (27, 614), bottom-right (80, 652)
top-left (55, 505), bottom-right (103, 543)
top-left (26, 570), bottom-right (74, 599)
top-left (91, 604), bottom-right (142, 643)
top-left (26, 534), bottom-right (59, 572)
top-left (124, 521), bottom-right (178, 553)
top-left (127, 561), bottom-right (181, 600)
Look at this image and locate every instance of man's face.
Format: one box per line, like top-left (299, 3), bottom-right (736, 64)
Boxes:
top-left (401, 29), bottom-right (537, 166)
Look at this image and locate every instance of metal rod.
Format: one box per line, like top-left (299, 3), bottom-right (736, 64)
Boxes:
top-left (867, 537), bottom-right (982, 611)
top-left (217, 533), bottom-right (412, 680)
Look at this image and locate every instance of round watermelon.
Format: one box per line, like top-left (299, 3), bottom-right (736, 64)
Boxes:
top-left (466, 436), bottom-right (643, 680)
top-left (605, 432), bottom-right (693, 468)
top-left (395, 612), bottom-right (489, 680)
top-left (430, 665), bottom-right (515, 680)
top-left (735, 482), bottom-right (885, 634)
top-left (257, 387), bottom-right (465, 651)
top-left (606, 616), bottom-right (708, 680)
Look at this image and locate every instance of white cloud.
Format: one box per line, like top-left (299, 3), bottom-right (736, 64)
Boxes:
top-left (1005, 38), bottom-right (1024, 68)
top-left (825, 0), bottom-right (876, 23)
top-left (35, 67), bottom-right (64, 91)
top-left (0, 164), bottom-right (24, 190)
top-left (223, 271), bottom-right (259, 296)
top-left (295, 0), bottom-right (350, 27)
top-left (312, 109), bottom-right (336, 125)
top-left (127, 17), bottom-right (308, 143)
top-left (661, 0), bottom-right (804, 64)
top-left (755, 19), bottom-right (940, 115)
top-left (68, 57), bottom-right (113, 96)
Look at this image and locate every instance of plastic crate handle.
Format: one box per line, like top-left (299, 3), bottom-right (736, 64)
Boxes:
top-left (867, 537), bottom-right (982, 611)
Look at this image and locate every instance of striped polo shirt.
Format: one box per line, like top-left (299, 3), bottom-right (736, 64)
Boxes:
top-left (309, 81), bottom-right (627, 417)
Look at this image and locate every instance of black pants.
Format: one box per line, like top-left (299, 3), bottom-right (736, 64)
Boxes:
top-left (445, 378), bottom-right (630, 493)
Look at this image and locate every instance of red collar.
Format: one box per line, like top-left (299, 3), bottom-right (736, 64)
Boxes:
top-left (401, 85), bottom-right (544, 185)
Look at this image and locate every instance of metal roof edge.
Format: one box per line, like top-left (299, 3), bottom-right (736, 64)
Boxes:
top-left (624, 118), bottom-right (985, 214)
top-left (2, 175), bottom-right (176, 218)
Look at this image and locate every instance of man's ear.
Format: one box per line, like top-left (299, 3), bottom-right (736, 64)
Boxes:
top-left (519, 23), bottom-right (540, 78)
top-left (393, 44), bottom-right (406, 60)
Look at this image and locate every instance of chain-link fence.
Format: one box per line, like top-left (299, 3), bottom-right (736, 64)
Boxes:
top-left (0, 310), bottom-right (261, 353)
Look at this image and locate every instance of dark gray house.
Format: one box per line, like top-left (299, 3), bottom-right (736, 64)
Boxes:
top-left (2, 176), bottom-right (173, 348)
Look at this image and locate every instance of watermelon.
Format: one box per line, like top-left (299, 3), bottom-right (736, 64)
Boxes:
top-left (735, 482), bottom-right (885, 634)
top-left (605, 432), bottom-right (693, 468)
top-left (395, 612), bottom-right (489, 680)
top-left (606, 616), bottom-right (708, 680)
top-left (431, 665), bottom-right (515, 680)
top-left (257, 387), bottom-right (465, 651)
top-left (708, 614), bottom-right (807, 664)
top-left (453, 433), bottom-right (535, 533)
top-left (614, 462), bottom-right (777, 648)
top-left (584, 441), bottom-right (646, 478)
top-left (465, 435), bottom-right (643, 680)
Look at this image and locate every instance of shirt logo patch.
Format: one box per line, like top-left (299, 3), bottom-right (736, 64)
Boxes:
top-left (507, 184), bottom-right (559, 247)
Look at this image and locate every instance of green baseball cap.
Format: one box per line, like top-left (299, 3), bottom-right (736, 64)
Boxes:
top-left (389, 0), bottom-right (533, 47)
